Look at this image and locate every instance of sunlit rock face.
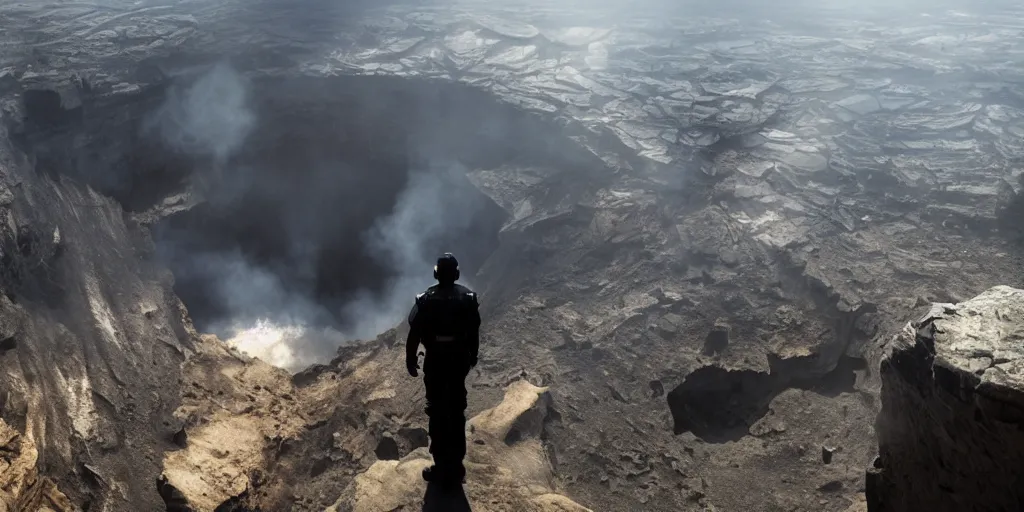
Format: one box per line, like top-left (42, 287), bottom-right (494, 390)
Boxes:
top-left (0, 418), bottom-right (73, 511)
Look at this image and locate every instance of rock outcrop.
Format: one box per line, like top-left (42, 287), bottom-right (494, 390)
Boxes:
top-left (158, 336), bottom-right (308, 511)
top-left (870, 286), bottom-right (1024, 511)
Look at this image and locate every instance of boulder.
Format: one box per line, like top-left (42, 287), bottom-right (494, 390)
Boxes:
top-left (468, 379), bottom-right (553, 444)
top-left (869, 286), bottom-right (1024, 511)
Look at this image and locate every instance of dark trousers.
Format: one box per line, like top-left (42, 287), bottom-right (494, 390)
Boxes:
top-left (422, 360), bottom-right (470, 474)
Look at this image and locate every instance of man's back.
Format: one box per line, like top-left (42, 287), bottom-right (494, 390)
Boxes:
top-left (410, 283), bottom-right (480, 371)
top-left (414, 283), bottom-right (476, 334)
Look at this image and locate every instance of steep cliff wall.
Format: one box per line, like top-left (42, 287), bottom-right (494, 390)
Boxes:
top-left (0, 94), bottom-right (197, 510)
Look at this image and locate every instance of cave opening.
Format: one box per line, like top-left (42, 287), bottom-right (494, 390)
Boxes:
top-left (14, 65), bottom-right (593, 369)
top-left (666, 355), bottom-right (866, 443)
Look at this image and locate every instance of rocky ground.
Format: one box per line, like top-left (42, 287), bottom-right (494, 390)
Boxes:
top-left (1, 0), bottom-right (1024, 511)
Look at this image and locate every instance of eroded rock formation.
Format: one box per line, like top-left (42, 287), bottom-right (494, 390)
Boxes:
top-left (0, 106), bottom-right (197, 509)
top-left (869, 286), bottom-right (1024, 511)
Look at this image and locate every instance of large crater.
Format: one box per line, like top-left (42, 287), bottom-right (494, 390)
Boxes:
top-left (13, 64), bottom-right (595, 368)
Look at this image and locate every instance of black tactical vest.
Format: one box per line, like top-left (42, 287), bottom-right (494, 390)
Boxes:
top-left (409, 284), bottom-right (477, 348)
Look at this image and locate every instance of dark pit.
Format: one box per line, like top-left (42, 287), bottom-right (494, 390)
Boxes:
top-left (667, 355), bottom-right (866, 443)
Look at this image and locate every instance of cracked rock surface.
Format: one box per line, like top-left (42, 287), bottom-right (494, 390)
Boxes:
top-left (870, 286), bottom-right (1024, 512)
top-left (1, 1), bottom-right (1024, 511)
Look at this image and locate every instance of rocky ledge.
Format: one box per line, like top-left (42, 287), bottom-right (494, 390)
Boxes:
top-left (869, 286), bottom-right (1024, 511)
top-left (325, 379), bottom-right (589, 512)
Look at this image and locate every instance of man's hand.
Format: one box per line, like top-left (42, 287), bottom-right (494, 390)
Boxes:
top-left (406, 357), bottom-right (420, 377)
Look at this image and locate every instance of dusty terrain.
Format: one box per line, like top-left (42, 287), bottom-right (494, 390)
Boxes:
top-left (1, 0), bottom-right (1023, 511)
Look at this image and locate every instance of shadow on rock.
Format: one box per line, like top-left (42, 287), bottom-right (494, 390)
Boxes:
top-left (423, 482), bottom-right (472, 512)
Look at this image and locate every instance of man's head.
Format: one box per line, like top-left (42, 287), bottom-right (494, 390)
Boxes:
top-left (433, 253), bottom-right (460, 284)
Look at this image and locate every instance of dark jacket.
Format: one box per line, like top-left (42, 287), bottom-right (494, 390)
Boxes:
top-left (406, 283), bottom-right (481, 371)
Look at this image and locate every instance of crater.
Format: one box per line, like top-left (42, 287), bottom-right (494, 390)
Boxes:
top-left (12, 64), bottom-right (596, 368)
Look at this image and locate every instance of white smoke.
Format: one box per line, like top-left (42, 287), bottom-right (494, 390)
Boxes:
top-left (224, 319), bottom-right (308, 370)
top-left (143, 63), bottom-right (332, 368)
top-left (143, 63), bottom-right (256, 165)
top-left (215, 163), bottom-right (487, 370)
top-left (146, 63), bottom-right (488, 371)
top-left (161, 246), bottom-right (342, 370)
top-left (341, 161), bottom-right (486, 340)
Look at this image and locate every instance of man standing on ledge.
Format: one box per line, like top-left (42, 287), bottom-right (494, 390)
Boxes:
top-left (406, 253), bottom-right (481, 487)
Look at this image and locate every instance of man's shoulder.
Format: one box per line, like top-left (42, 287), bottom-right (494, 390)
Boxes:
top-left (417, 285), bottom-right (444, 301)
top-left (453, 284), bottom-right (478, 303)
top-left (420, 284), bottom-right (477, 302)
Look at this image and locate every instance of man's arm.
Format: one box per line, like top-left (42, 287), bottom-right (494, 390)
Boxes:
top-left (406, 299), bottom-right (422, 377)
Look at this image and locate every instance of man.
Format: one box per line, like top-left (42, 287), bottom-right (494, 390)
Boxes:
top-left (406, 253), bottom-right (481, 486)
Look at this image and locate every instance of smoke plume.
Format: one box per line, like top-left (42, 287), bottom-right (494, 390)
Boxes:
top-left (143, 63), bottom-right (256, 166)
top-left (342, 162), bottom-right (487, 338)
top-left (146, 63), bottom-right (495, 371)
